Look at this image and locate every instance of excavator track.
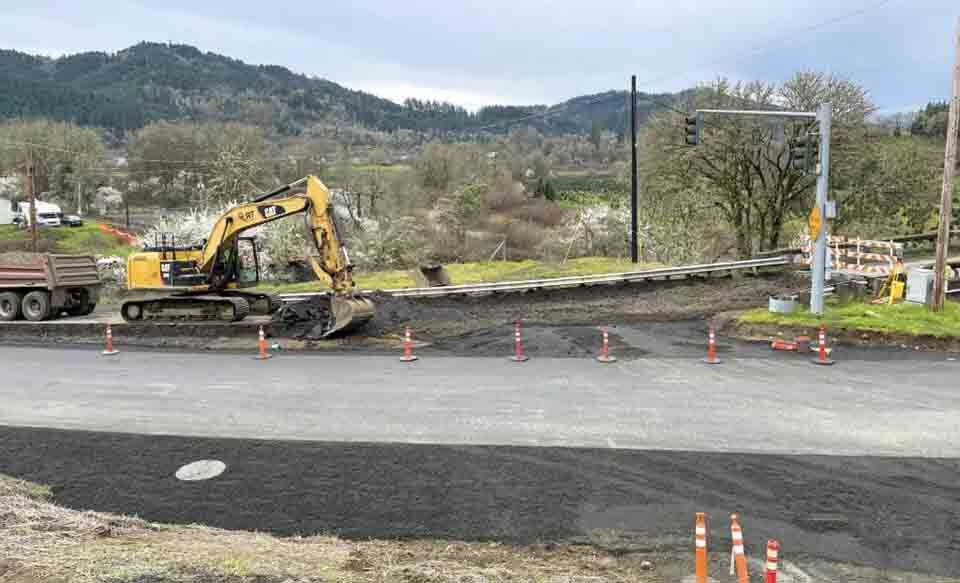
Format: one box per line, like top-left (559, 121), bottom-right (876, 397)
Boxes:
top-left (121, 295), bottom-right (251, 323)
top-left (220, 291), bottom-right (281, 315)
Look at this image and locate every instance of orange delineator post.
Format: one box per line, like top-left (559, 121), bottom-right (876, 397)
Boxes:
top-left (730, 514), bottom-right (749, 583)
top-left (765, 539), bottom-right (780, 583)
top-left (704, 325), bottom-right (721, 364)
top-left (102, 323), bottom-right (119, 356)
top-left (812, 325), bottom-right (835, 366)
top-left (695, 512), bottom-right (707, 583)
top-left (401, 325), bottom-right (418, 362)
top-left (256, 325), bottom-right (271, 360)
top-left (596, 329), bottom-right (617, 363)
top-left (510, 320), bottom-right (529, 362)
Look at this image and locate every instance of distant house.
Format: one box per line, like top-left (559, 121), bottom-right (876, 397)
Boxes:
top-left (94, 187), bottom-right (124, 214)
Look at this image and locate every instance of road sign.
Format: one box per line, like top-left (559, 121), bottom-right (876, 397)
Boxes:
top-left (809, 206), bottom-right (822, 239)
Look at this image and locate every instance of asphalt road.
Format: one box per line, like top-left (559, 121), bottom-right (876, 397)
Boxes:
top-left (1, 344), bottom-right (959, 457)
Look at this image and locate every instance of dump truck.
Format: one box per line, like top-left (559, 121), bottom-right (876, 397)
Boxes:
top-left (0, 253), bottom-right (102, 321)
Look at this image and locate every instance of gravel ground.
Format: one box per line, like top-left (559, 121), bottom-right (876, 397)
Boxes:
top-left (1, 425), bottom-right (958, 578)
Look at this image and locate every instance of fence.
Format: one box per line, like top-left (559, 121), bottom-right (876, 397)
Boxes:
top-left (800, 236), bottom-right (903, 276)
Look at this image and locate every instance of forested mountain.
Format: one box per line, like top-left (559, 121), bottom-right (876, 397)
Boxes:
top-left (0, 43), bottom-right (676, 136)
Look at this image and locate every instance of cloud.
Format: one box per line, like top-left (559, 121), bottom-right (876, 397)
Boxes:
top-left (3, 0), bottom-right (957, 112)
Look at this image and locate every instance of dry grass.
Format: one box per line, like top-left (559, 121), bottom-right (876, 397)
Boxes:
top-left (0, 474), bottom-right (671, 583)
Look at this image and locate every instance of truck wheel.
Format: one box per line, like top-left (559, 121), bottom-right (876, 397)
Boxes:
top-left (67, 289), bottom-right (96, 316)
top-left (0, 292), bottom-right (22, 321)
top-left (22, 291), bottom-right (52, 322)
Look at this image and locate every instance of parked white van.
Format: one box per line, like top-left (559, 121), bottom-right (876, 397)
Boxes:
top-left (17, 201), bottom-right (62, 227)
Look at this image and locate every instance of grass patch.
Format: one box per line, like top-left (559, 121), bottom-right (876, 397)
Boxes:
top-left (257, 257), bottom-right (661, 293)
top-left (0, 223), bottom-right (137, 257)
top-left (739, 301), bottom-right (960, 338)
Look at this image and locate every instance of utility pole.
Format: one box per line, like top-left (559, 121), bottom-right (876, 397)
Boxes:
top-left (932, 16), bottom-right (960, 312)
top-left (26, 149), bottom-right (38, 253)
top-left (811, 103), bottom-right (833, 315)
top-left (630, 75), bottom-right (639, 263)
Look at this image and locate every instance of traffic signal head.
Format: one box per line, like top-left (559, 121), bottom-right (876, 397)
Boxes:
top-left (685, 115), bottom-right (701, 146)
top-left (790, 133), bottom-right (820, 173)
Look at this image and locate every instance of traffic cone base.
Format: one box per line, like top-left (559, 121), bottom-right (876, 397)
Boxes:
top-left (510, 354), bottom-right (530, 362)
top-left (102, 349), bottom-right (119, 356)
top-left (703, 355), bottom-right (721, 364)
top-left (596, 354), bottom-right (617, 363)
top-left (401, 354), bottom-right (419, 362)
top-left (812, 356), bottom-right (835, 365)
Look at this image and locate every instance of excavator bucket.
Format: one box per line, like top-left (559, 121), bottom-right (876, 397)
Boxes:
top-left (324, 295), bottom-right (376, 338)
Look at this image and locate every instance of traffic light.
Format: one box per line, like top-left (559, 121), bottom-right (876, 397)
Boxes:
top-left (789, 133), bottom-right (820, 173)
top-left (685, 115), bottom-right (701, 146)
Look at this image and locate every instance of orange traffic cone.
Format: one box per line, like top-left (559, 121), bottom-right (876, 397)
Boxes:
top-left (765, 539), bottom-right (780, 583)
top-left (695, 512), bottom-right (707, 583)
top-left (256, 325), bottom-right (271, 360)
top-left (596, 329), bottom-right (617, 363)
top-left (102, 324), bottom-right (119, 356)
top-left (730, 514), bottom-right (749, 583)
top-left (510, 321), bottom-right (529, 362)
top-left (401, 325), bottom-right (418, 362)
top-left (703, 325), bottom-right (721, 364)
top-left (812, 325), bottom-right (834, 366)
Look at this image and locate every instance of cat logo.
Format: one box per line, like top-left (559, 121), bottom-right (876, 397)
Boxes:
top-left (258, 205), bottom-right (286, 219)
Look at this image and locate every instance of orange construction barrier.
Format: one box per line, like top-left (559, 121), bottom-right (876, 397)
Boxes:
top-left (730, 514), bottom-right (749, 583)
top-left (695, 512), bottom-right (707, 583)
top-left (401, 325), bottom-right (418, 362)
top-left (102, 324), bottom-right (119, 356)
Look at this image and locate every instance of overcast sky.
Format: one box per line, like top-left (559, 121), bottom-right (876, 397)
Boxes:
top-left (4, 0), bottom-right (957, 112)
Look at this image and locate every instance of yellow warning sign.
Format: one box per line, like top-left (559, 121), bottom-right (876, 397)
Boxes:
top-left (808, 206), bottom-right (822, 238)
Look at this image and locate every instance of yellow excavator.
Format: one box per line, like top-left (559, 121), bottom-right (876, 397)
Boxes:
top-left (122, 175), bottom-right (375, 337)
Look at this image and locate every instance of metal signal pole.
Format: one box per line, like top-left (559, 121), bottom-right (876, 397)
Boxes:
top-left (932, 17), bottom-right (960, 312)
top-left (630, 75), bottom-right (639, 263)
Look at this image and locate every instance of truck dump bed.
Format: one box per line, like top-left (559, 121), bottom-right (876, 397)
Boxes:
top-left (0, 253), bottom-right (101, 290)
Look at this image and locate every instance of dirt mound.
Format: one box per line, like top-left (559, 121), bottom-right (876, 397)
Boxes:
top-left (0, 252), bottom-right (43, 266)
top-left (272, 292), bottom-right (467, 340)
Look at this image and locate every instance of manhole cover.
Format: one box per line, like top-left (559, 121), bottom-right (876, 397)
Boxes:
top-left (175, 460), bottom-right (227, 481)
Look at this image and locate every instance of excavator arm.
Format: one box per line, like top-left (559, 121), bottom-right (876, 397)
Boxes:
top-left (199, 176), bottom-right (357, 293)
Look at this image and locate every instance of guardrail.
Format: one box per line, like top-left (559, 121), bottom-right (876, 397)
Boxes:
top-left (279, 256), bottom-right (790, 302)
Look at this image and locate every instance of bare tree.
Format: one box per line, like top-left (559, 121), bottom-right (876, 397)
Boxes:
top-left (647, 73), bottom-right (875, 257)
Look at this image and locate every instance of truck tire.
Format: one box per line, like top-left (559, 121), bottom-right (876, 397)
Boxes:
top-left (22, 291), bottom-right (52, 322)
top-left (0, 292), bottom-right (22, 321)
top-left (67, 289), bottom-right (96, 317)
